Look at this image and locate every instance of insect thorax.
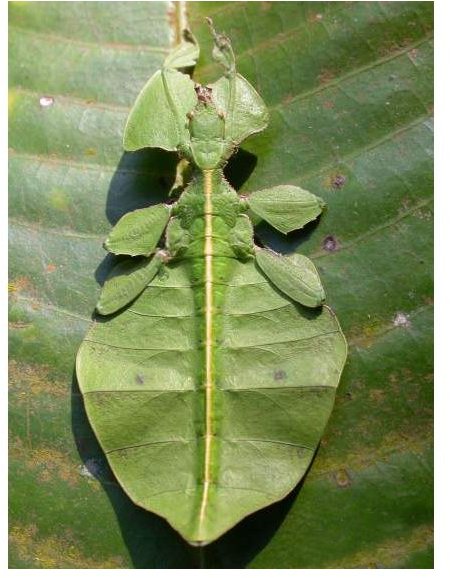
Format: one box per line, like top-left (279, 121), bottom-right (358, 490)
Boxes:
top-left (167, 170), bottom-right (254, 261)
top-left (188, 91), bottom-right (230, 170)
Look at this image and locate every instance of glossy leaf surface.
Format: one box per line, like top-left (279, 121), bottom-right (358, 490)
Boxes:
top-left (9, 0), bottom-right (433, 569)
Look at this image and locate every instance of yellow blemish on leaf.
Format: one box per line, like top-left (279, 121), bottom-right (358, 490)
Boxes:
top-left (9, 359), bottom-right (65, 398)
top-left (310, 429), bottom-right (432, 480)
top-left (8, 321), bottom-right (31, 330)
top-left (9, 524), bottom-right (125, 569)
top-left (10, 437), bottom-right (81, 487)
top-left (347, 317), bottom-right (391, 348)
top-left (8, 276), bottom-right (32, 294)
top-left (9, 1), bottom-right (30, 8)
top-left (8, 89), bottom-right (18, 115)
top-left (49, 188), bottom-right (70, 212)
top-left (331, 524), bottom-right (433, 569)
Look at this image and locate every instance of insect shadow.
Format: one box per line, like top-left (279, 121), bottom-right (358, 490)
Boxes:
top-left (71, 372), bottom-right (194, 569)
top-left (94, 148), bottom-right (178, 287)
top-left (255, 214), bottom-right (324, 255)
top-left (73, 145), bottom-right (318, 568)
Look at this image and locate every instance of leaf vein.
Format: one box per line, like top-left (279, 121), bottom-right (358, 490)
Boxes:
top-left (223, 329), bottom-right (342, 350)
top-left (9, 148), bottom-right (172, 177)
top-left (106, 439), bottom-right (192, 455)
top-left (10, 23), bottom-right (170, 55)
top-left (10, 294), bottom-right (91, 323)
top-left (10, 217), bottom-right (104, 240)
top-left (311, 197), bottom-right (433, 260)
top-left (286, 113), bottom-right (433, 186)
top-left (269, 35), bottom-right (433, 112)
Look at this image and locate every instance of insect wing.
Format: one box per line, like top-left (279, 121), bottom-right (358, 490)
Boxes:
top-left (211, 74), bottom-right (268, 146)
top-left (123, 68), bottom-right (197, 152)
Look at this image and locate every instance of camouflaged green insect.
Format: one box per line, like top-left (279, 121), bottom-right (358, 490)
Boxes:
top-left (76, 22), bottom-right (347, 546)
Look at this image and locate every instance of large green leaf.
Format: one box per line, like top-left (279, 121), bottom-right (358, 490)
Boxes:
top-left (9, 0), bottom-right (433, 569)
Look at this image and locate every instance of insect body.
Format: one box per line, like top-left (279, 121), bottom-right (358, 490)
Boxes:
top-left (76, 23), bottom-right (347, 545)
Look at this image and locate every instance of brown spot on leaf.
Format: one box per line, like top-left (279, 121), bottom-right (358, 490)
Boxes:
top-left (323, 100), bottom-right (335, 109)
top-left (317, 69), bottom-right (335, 85)
top-left (332, 174), bottom-right (347, 189)
top-left (369, 389), bottom-right (385, 403)
top-left (282, 93), bottom-right (294, 105)
top-left (308, 11), bottom-right (323, 23)
top-left (334, 468), bottom-right (352, 488)
top-left (45, 263), bottom-right (57, 273)
top-left (274, 369), bottom-right (287, 381)
top-left (135, 374), bottom-right (145, 385)
top-left (322, 235), bottom-right (341, 252)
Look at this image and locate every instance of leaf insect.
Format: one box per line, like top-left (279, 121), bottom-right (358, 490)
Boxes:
top-left (77, 21), bottom-right (347, 546)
